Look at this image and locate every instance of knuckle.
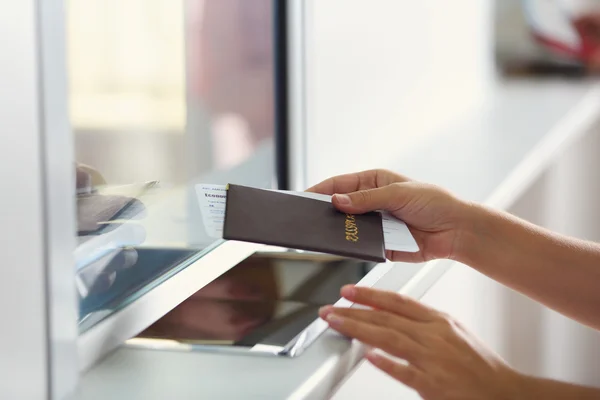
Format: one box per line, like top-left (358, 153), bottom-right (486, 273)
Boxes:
top-left (354, 189), bottom-right (372, 205)
top-left (388, 182), bottom-right (404, 196)
top-left (370, 290), bottom-right (402, 311)
top-left (399, 366), bottom-right (424, 390)
top-left (373, 310), bottom-right (394, 326)
top-left (435, 314), bottom-right (461, 338)
top-left (389, 292), bottom-right (407, 309)
top-left (331, 308), bottom-right (352, 319)
top-left (377, 168), bottom-right (408, 183)
top-left (403, 367), bottom-right (418, 386)
top-left (418, 375), bottom-right (440, 396)
top-left (436, 311), bottom-right (453, 324)
top-left (379, 329), bottom-right (401, 349)
top-left (389, 181), bottom-right (404, 190)
top-left (376, 168), bottom-right (395, 180)
top-left (353, 288), bottom-right (373, 305)
top-left (387, 183), bottom-right (408, 208)
top-left (367, 311), bottom-right (389, 326)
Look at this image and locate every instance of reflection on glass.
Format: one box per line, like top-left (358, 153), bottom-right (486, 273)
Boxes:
top-left (130, 254), bottom-right (373, 353)
top-left (77, 247), bottom-right (198, 332)
top-left (70, 0), bottom-right (278, 331)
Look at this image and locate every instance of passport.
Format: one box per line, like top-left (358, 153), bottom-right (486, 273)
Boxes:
top-left (223, 184), bottom-right (386, 262)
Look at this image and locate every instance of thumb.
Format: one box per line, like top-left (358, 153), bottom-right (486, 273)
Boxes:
top-left (332, 185), bottom-right (405, 214)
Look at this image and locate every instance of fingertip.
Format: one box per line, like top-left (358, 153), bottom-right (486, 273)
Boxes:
top-left (332, 195), bottom-right (362, 215)
top-left (366, 350), bottom-right (385, 366)
top-left (332, 193), bottom-right (351, 206)
top-left (340, 284), bottom-right (357, 299)
top-left (318, 305), bottom-right (334, 319)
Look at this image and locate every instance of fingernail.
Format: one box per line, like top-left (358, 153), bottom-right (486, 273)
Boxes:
top-left (341, 285), bottom-right (357, 299)
top-left (326, 314), bottom-right (343, 328)
top-left (366, 350), bottom-right (382, 364)
top-left (319, 305), bottom-right (333, 318)
top-left (334, 194), bottom-right (351, 205)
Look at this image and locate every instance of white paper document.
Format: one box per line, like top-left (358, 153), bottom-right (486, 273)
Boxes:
top-left (195, 184), bottom-right (420, 253)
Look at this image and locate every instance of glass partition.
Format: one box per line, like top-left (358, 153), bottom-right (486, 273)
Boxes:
top-left (69, 0), bottom-right (281, 331)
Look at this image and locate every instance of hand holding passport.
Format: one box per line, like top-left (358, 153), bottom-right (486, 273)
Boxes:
top-left (223, 184), bottom-right (387, 262)
top-left (195, 184), bottom-right (419, 262)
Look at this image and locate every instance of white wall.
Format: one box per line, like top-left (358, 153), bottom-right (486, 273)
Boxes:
top-left (304, 0), bottom-right (494, 186)
top-left (332, 120), bottom-right (600, 400)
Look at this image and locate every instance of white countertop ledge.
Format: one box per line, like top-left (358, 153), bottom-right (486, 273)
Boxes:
top-left (81, 79), bottom-right (600, 400)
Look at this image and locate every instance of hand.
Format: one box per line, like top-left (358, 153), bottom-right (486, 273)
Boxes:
top-left (307, 169), bottom-right (470, 262)
top-left (75, 162), bottom-right (148, 302)
top-left (76, 163), bottom-right (106, 194)
top-left (75, 162), bottom-right (148, 236)
top-left (77, 248), bottom-right (139, 296)
top-left (319, 286), bottom-right (523, 400)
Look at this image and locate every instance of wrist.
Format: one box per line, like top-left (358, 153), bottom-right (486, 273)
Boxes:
top-left (450, 200), bottom-right (502, 265)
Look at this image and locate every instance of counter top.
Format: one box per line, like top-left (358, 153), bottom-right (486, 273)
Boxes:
top-left (80, 79), bottom-right (600, 400)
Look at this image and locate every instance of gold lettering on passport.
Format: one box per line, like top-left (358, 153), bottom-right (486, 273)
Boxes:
top-left (345, 214), bottom-right (359, 242)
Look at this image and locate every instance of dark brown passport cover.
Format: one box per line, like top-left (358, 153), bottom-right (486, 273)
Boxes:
top-left (223, 184), bottom-right (386, 262)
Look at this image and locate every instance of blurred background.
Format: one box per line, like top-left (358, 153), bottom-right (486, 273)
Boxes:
top-left (69, 0), bottom-right (187, 184)
top-left (496, 0), bottom-right (600, 75)
top-left (68, 0), bottom-right (274, 185)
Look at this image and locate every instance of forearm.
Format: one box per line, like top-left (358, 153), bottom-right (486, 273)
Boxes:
top-left (456, 203), bottom-right (600, 330)
top-left (518, 375), bottom-right (600, 399)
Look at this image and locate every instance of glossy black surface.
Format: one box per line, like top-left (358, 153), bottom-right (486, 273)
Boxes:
top-left (134, 253), bottom-right (373, 349)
